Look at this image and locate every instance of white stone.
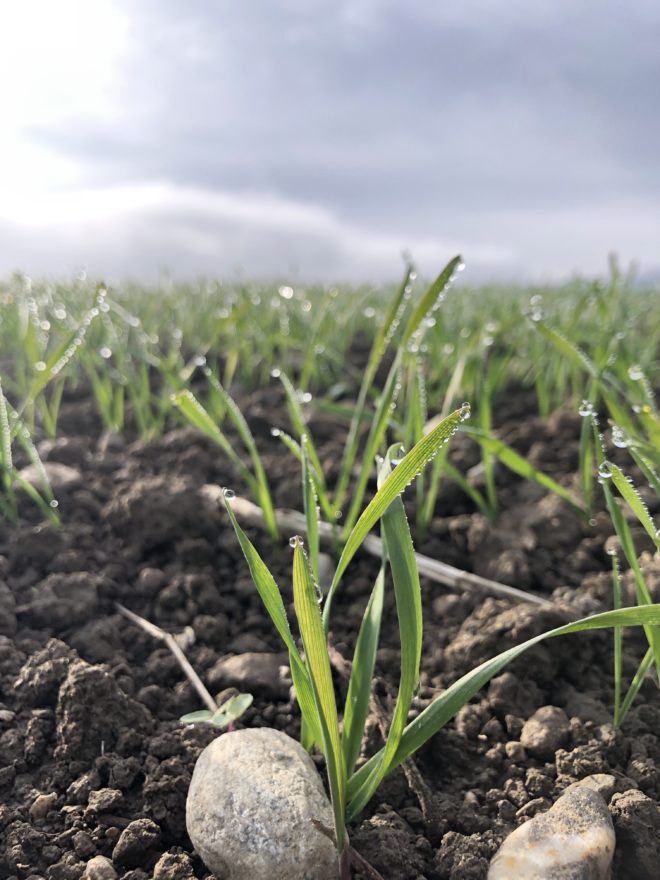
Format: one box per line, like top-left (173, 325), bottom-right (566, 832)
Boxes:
top-left (488, 787), bottom-right (615, 880)
top-left (186, 727), bottom-right (338, 880)
top-left (83, 855), bottom-right (118, 880)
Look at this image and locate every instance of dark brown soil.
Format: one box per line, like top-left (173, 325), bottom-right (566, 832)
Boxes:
top-left (1, 387), bottom-right (659, 879)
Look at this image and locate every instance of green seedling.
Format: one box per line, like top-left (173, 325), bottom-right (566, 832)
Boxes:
top-left (222, 403), bottom-right (660, 878)
top-left (582, 405), bottom-right (660, 726)
top-left (173, 379), bottom-right (279, 540)
top-left (0, 378), bottom-right (60, 525)
top-left (180, 693), bottom-right (254, 730)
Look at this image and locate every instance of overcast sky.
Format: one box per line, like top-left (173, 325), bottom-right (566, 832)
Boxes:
top-left (1, 1), bottom-right (658, 282)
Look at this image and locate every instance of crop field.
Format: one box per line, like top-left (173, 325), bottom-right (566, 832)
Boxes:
top-left (0, 256), bottom-right (659, 878)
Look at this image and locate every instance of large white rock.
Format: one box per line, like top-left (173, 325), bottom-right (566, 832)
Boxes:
top-left (186, 727), bottom-right (338, 880)
top-left (488, 786), bottom-right (615, 879)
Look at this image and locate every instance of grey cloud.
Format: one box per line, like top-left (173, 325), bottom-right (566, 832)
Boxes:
top-left (10, 0), bottom-right (660, 278)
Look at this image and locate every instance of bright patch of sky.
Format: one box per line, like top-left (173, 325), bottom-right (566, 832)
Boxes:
top-left (1, 1), bottom-right (658, 281)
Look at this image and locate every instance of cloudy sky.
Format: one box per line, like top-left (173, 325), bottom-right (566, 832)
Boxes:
top-left (1, 1), bottom-right (658, 282)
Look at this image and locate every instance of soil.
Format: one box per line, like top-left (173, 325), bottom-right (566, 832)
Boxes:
top-left (1, 382), bottom-right (659, 880)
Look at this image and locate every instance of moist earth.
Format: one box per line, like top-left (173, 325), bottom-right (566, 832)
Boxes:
top-left (1, 386), bottom-right (659, 879)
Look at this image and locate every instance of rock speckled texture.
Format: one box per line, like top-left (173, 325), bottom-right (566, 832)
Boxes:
top-left (186, 727), bottom-right (337, 880)
top-left (488, 786), bottom-right (615, 879)
top-left (520, 705), bottom-right (570, 759)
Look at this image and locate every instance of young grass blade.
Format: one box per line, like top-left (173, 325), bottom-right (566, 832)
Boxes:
top-left (346, 448), bottom-right (423, 817)
top-left (222, 499), bottom-right (321, 746)
top-left (607, 463), bottom-right (659, 550)
top-left (273, 428), bottom-right (337, 527)
top-left (205, 372), bottom-right (279, 540)
top-left (334, 262), bottom-right (414, 511)
top-left (341, 564), bottom-right (385, 776)
top-left (618, 647), bottom-right (654, 726)
top-left (593, 422), bottom-right (660, 679)
top-left (401, 256), bottom-right (463, 347)
top-left (302, 436), bottom-right (321, 583)
top-left (11, 411), bottom-right (60, 525)
top-left (22, 284), bottom-right (106, 405)
top-left (173, 389), bottom-right (278, 540)
top-left (340, 355), bottom-right (403, 541)
top-left (628, 447), bottom-right (660, 498)
top-left (276, 370), bottom-right (327, 493)
top-left (610, 550), bottom-right (623, 726)
top-left (326, 405), bottom-right (468, 624)
top-left (292, 539), bottom-right (347, 853)
top-left (531, 320), bottom-right (601, 381)
top-left (462, 426), bottom-right (586, 517)
top-left (0, 380), bottom-right (17, 523)
top-left (347, 604), bottom-right (660, 814)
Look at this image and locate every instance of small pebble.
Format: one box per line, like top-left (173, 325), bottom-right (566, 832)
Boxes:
top-left (564, 774), bottom-right (616, 802)
top-left (87, 788), bottom-right (123, 813)
top-left (187, 728), bottom-right (337, 880)
top-left (83, 855), bottom-right (118, 880)
top-left (488, 787), bottom-right (614, 879)
top-left (520, 705), bottom-right (570, 759)
top-left (72, 830), bottom-right (96, 859)
top-left (505, 741), bottom-right (526, 762)
top-left (112, 818), bottom-right (161, 868)
top-left (29, 792), bottom-right (58, 819)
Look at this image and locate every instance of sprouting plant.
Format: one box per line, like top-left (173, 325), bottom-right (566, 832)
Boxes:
top-left (222, 404), bottom-right (660, 878)
top-left (587, 411), bottom-right (660, 726)
top-left (172, 375), bottom-right (279, 540)
top-left (0, 377), bottom-right (60, 526)
top-left (180, 693), bottom-right (254, 730)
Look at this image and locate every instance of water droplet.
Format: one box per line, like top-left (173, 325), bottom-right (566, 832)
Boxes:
top-left (628, 364), bottom-right (644, 381)
top-left (278, 285), bottom-right (294, 300)
top-left (223, 488), bottom-right (235, 500)
top-left (588, 517), bottom-right (597, 527)
top-left (530, 307), bottom-right (543, 322)
top-left (289, 536), bottom-right (299, 548)
top-left (299, 391), bottom-right (312, 404)
top-left (49, 499), bottom-right (59, 509)
top-left (99, 346), bottom-right (112, 359)
top-left (611, 425), bottom-right (630, 449)
top-left (53, 307), bottom-right (67, 320)
top-left (270, 427), bottom-right (281, 437)
top-left (578, 400), bottom-right (594, 417)
top-left (301, 300), bottom-right (312, 313)
top-left (35, 361), bottom-right (47, 372)
top-left (40, 320), bottom-right (51, 331)
top-left (605, 545), bottom-right (617, 557)
top-left (193, 355), bottom-right (207, 366)
top-left (363, 307), bottom-right (376, 319)
top-left (456, 260), bottom-right (466, 272)
top-left (270, 368), bottom-right (281, 378)
top-left (459, 402), bottom-right (471, 420)
top-left (598, 461), bottom-right (613, 482)
top-left (99, 301), bottom-right (110, 313)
